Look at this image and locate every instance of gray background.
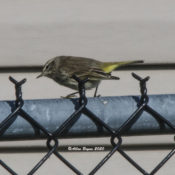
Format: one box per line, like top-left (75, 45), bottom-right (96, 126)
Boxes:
top-left (0, 1), bottom-right (175, 174)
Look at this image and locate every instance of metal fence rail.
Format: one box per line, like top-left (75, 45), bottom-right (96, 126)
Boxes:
top-left (0, 73), bottom-right (175, 175)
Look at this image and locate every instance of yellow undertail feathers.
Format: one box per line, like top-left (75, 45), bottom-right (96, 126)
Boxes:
top-left (101, 60), bottom-right (143, 73)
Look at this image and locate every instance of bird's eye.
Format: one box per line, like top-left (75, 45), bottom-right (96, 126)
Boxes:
top-left (45, 65), bottom-right (49, 70)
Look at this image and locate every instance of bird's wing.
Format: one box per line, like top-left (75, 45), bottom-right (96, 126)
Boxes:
top-left (71, 67), bottom-right (119, 80)
top-left (58, 57), bottom-right (120, 80)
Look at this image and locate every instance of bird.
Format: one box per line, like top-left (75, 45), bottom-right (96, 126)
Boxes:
top-left (37, 56), bottom-right (143, 97)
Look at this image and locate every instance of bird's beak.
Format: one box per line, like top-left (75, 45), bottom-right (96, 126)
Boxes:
top-left (36, 73), bottom-right (43, 78)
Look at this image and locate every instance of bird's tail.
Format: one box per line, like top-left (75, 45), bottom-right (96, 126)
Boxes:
top-left (101, 60), bottom-right (143, 73)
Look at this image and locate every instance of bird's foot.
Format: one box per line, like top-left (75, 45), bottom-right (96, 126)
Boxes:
top-left (61, 94), bottom-right (78, 99)
top-left (61, 92), bottom-right (79, 99)
top-left (94, 94), bottom-right (101, 98)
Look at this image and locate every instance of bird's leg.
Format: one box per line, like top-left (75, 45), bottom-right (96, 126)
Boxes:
top-left (61, 91), bottom-right (79, 99)
top-left (94, 84), bottom-right (101, 97)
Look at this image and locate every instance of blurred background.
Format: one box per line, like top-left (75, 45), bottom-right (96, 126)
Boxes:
top-left (0, 0), bottom-right (175, 174)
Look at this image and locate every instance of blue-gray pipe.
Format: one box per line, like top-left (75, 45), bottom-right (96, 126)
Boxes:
top-left (0, 95), bottom-right (175, 141)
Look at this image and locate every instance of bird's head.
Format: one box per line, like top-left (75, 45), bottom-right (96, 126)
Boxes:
top-left (37, 58), bottom-right (56, 78)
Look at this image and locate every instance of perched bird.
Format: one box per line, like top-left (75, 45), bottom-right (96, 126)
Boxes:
top-left (37, 56), bottom-right (143, 97)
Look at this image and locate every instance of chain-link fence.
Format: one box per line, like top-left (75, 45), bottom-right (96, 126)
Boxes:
top-left (0, 73), bottom-right (175, 175)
